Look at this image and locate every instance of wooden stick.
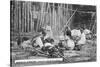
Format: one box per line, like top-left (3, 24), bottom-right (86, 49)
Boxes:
top-left (61, 8), bottom-right (78, 32)
top-left (92, 20), bottom-right (96, 33)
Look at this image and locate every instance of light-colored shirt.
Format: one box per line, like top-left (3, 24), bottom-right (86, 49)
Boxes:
top-left (67, 39), bottom-right (75, 50)
top-left (44, 43), bottom-right (53, 47)
top-left (83, 29), bottom-right (91, 35)
top-left (77, 33), bottom-right (86, 45)
top-left (44, 25), bottom-right (53, 40)
top-left (35, 37), bottom-right (44, 48)
top-left (71, 29), bottom-right (81, 37)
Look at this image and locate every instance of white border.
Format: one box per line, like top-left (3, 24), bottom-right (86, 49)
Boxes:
top-left (0, 0), bottom-right (100, 67)
top-left (13, 0), bottom-right (96, 5)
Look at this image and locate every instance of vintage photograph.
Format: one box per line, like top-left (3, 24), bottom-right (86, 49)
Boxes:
top-left (10, 0), bottom-right (97, 67)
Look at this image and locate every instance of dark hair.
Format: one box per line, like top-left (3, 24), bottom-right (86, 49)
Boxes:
top-left (44, 38), bottom-right (54, 43)
top-left (38, 27), bottom-right (46, 36)
top-left (22, 37), bottom-right (29, 42)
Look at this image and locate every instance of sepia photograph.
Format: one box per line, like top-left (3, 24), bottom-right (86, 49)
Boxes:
top-left (10, 0), bottom-right (97, 67)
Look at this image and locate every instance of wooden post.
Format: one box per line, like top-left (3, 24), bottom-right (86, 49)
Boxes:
top-left (54, 4), bottom-right (57, 35)
top-left (58, 4), bottom-right (60, 35)
top-left (49, 3), bottom-right (52, 27)
top-left (26, 2), bottom-right (28, 32)
top-left (22, 2), bottom-right (24, 32)
top-left (10, 1), bottom-right (14, 31)
top-left (29, 2), bottom-right (31, 32)
top-left (28, 2), bottom-right (30, 32)
top-left (30, 2), bottom-right (33, 32)
top-left (18, 2), bottom-right (21, 32)
top-left (42, 3), bottom-right (45, 26)
top-left (60, 4), bottom-right (63, 33)
top-left (24, 2), bottom-right (27, 32)
top-left (21, 2), bottom-right (23, 32)
top-left (67, 4), bottom-right (68, 22)
top-left (15, 1), bottom-right (18, 33)
top-left (17, 1), bottom-right (19, 33)
top-left (26, 2), bottom-right (29, 33)
top-left (52, 3), bottom-right (55, 35)
top-left (40, 2), bottom-right (44, 27)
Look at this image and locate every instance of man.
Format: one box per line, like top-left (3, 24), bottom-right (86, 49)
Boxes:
top-left (76, 32), bottom-right (86, 47)
top-left (58, 26), bottom-right (75, 50)
top-left (71, 28), bottom-right (81, 42)
top-left (43, 25), bottom-right (53, 40)
top-left (34, 26), bottom-right (54, 50)
top-left (83, 28), bottom-right (92, 39)
top-left (34, 35), bottom-right (44, 48)
top-left (71, 28), bottom-right (81, 38)
top-left (71, 28), bottom-right (82, 50)
top-left (63, 26), bottom-right (71, 37)
top-left (75, 27), bottom-right (86, 50)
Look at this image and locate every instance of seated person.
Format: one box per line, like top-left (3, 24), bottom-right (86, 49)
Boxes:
top-left (59, 33), bottom-right (75, 50)
top-left (75, 32), bottom-right (86, 50)
top-left (83, 28), bottom-right (92, 39)
top-left (71, 28), bottom-right (81, 43)
top-left (63, 26), bottom-right (71, 37)
top-left (41, 37), bottom-right (54, 51)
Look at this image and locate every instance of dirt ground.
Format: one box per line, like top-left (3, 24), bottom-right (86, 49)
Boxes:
top-left (10, 39), bottom-right (96, 67)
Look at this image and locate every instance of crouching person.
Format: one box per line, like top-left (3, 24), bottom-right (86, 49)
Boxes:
top-left (60, 26), bottom-right (75, 50)
top-left (66, 36), bottom-right (75, 50)
top-left (71, 28), bottom-right (83, 50)
top-left (71, 28), bottom-right (81, 42)
top-left (74, 32), bottom-right (86, 50)
top-left (83, 28), bottom-right (92, 40)
top-left (59, 34), bottom-right (75, 50)
top-left (33, 35), bottom-right (44, 48)
top-left (20, 37), bottom-right (33, 50)
top-left (41, 38), bottom-right (60, 57)
top-left (41, 38), bottom-right (54, 52)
